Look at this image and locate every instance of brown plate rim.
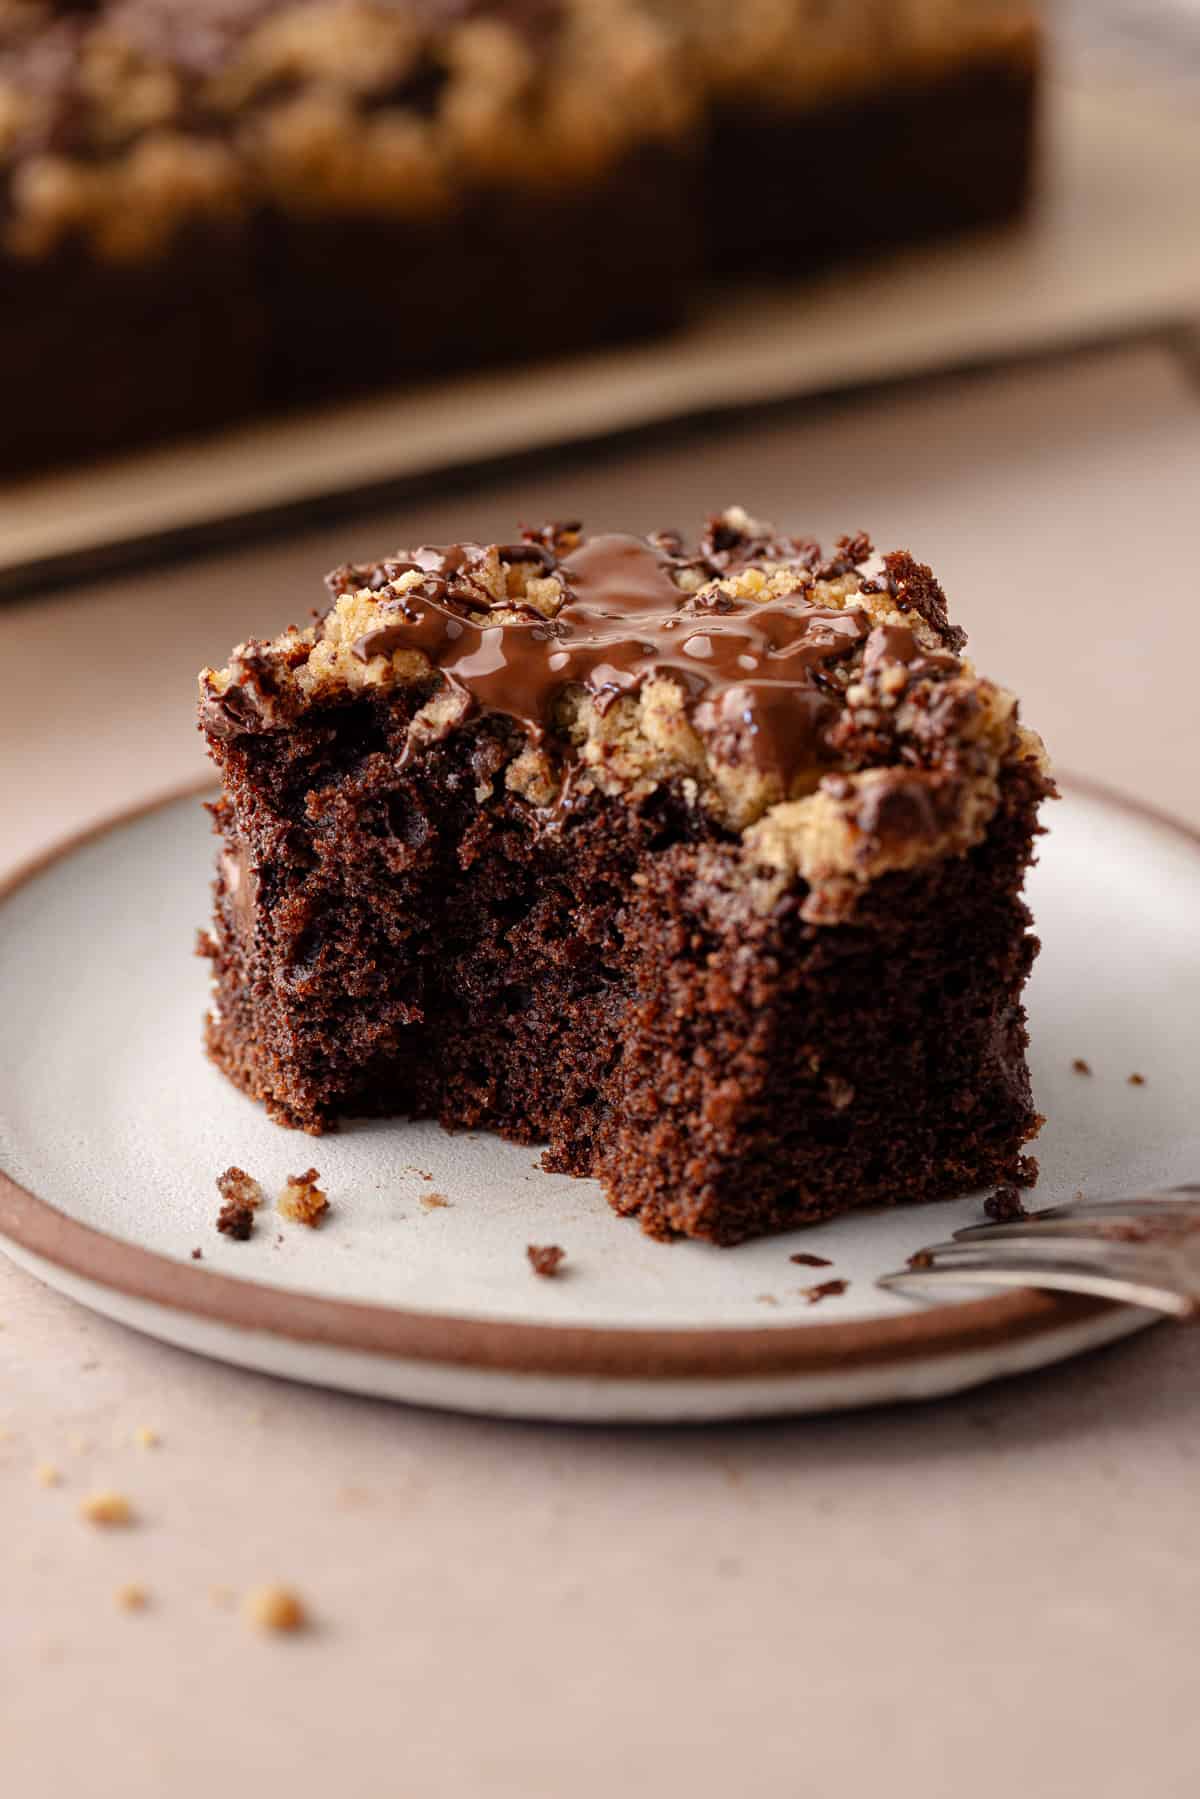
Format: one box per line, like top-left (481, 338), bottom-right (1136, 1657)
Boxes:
top-left (0, 773), bottom-right (1187, 1383)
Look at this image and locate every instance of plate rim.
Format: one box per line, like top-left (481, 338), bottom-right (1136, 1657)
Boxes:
top-left (1, 774), bottom-right (1188, 1385)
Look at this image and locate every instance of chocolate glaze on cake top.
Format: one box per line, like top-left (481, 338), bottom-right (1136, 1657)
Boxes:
top-left (201, 506), bottom-right (1051, 898)
top-left (339, 530), bottom-right (880, 780)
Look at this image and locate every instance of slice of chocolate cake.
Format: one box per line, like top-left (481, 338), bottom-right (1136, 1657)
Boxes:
top-left (198, 509), bottom-right (1053, 1244)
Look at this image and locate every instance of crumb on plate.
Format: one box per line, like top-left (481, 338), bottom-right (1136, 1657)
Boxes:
top-left (217, 1166), bottom-right (265, 1210)
top-left (527, 1243), bottom-right (566, 1278)
top-left (802, 1278), bottom-right (849, 1305)
top-left (278, 1168), bottom-right (328, 1227)
top-left (217, 1201), bottom-right (255, 1240)
top-left (984, 1185), bottom-right (1028, 1223)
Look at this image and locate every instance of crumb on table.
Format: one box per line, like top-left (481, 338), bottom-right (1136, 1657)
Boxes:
top-left (278, 1169), bottom-right (328, 1227)
top-left (527, 1244), bottom-right (566, 1278)
top-left (133, 1427), bottom-right (159, 1450)
top-left (1071, 1057), bottom-right (1092, 1075)
top-left (1128, 1072), bottom-right (1146, 1087)
top-left (419, 1192), bottom-right (450, 1212)
top-left (115, 1584), bottom-right (148, 1613)
top-left (35, 1462), bottom-right (61, 1488)
top-left (79, 1490), bottom-right (134, 1527)
top-left (244, 1584), bottom-right (307, 1634)
top-left (191, 1247), bottom-right (203, 1260)
top-left (984, 1185), bottom-right (1028, 1223)
top-left (790, 1252), bottom-right (832, 1268)
top-left (801, 1278), bottom-right (849, 1305)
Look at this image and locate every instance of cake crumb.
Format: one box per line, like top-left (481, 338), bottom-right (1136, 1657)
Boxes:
top-left (36, 1462), bottom-right (61, 1488)
top-left (278, 1169), bottom-right (328, 1227)
top-left (756, 1293), bottom-right (779, 1306)
top-left (802, 1278), bottom-right (849, 1305)
top-left (115, 1584), bottom-right (148, 1613)
top-left (790, 1252), bottom-right (832, 1268)
top-left (191, 1247), bottom-right (203, 1260)
top-left (244, 1584), bottom-right (307, 1634)
top-left (1015, 1154), bottom-right (1039, 1188)
top-left (133, 1427), bottom-right (159, 1450)
top-left (217, 1166), bottom-right (265, 1210)
top-left (216, 1201), bottom-right (255, 1241)
top-left (984, 1186), bottom-right (1028, 1224)
top-left (419, 1192), bottom-right (450, 1212)
top-left (1071, 1058), bottom-right (1092, 1075)
top-left (527, 1243), bottom-right (566, 1278)
top-left (1128, 1072), bottom-right (1146, 1087)
top-left (79, 1490), bottom-right (134, 1527)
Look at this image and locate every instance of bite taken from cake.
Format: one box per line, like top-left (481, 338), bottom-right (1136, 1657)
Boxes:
top-left (198, 508), bottom-right (1053, 1245)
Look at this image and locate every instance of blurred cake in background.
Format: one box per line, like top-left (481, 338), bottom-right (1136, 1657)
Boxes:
top-left (664, 0), bottom-right (1040, 266)
top-left (0, 0), bottom-right (702, 469)
top-left (0, 1), bottom-right (1039, 472)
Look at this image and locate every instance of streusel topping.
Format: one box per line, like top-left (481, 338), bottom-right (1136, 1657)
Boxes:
top-left (1, 0), bottom-right (697, 257)
top-left (200, 507), bottom-right (1051, 908)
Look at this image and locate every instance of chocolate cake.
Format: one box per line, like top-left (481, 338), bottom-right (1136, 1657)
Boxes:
top-left (0, 0), bottom-right (701, 471)
top-left (2, 1), bottom-right (1039, 473)
top-left (198, 507), bottom-right (1053, 1245)
top-left (665, 0), bottom-right (1041, 267)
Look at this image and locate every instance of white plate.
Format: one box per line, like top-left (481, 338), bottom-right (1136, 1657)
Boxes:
top-left (2, 780), bottom-right (1193, 1421)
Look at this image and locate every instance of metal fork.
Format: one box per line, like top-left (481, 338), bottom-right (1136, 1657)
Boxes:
top-left (877, 1187), bottom-right (1200, 1318)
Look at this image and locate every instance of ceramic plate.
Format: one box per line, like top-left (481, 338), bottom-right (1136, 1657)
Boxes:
top-left (2, 781), bottom-right (1194, 1422)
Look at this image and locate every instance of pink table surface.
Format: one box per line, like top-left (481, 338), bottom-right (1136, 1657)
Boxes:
top-left (3, 343), bottom-right (1199, 1797)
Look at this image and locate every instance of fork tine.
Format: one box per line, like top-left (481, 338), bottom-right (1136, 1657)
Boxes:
top-left (880, 1186), bottom-right (1200, 1318)
top-left (877, 1260), bottom-right (1198, 1318)
top-left (916, 1238), bottom-right (1193, 1278)
top-left (956, 1198), bottom-right (1200, 1245)
top-left (1031, 1189), bottom-right (1200, 1221)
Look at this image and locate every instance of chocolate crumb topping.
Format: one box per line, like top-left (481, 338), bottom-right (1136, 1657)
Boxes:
top-left (343, 530), bottom-right (873, 777)
top-left (200, 508), bottom-right (1053, 900)
top-left (790, 1252), bottom-right (833, 1267)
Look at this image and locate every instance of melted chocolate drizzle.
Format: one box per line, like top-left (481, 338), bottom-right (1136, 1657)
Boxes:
top-left (349, 532), bottom-right (880, 776)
